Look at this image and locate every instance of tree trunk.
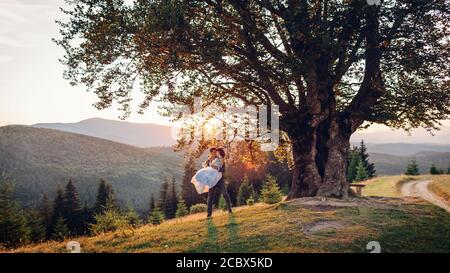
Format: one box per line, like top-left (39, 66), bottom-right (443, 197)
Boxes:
top-left (286, 117), bottom-right (351, 199)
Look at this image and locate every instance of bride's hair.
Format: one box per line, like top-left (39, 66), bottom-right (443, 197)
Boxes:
top-left (216, 148), bottom-right (225, 158)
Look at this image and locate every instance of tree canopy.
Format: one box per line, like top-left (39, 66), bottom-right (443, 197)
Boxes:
top-left (56, 0), bottom-right (449, 130)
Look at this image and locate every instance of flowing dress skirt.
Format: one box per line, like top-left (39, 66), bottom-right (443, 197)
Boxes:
top-left (191, 166), bottom-right (223, 194)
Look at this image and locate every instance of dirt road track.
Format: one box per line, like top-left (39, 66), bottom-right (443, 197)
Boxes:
top-left (400, 180), bottom-right (450, 213)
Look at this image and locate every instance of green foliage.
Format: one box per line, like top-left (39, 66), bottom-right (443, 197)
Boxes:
top-left (26, 209), bottom-right (46, 243)
top-left (430, 164), bottom-right (441, 175)
top-left (51, 217), bottom-right (69, 241)
top-left (124, 207), bottom-right (143, 229)
top-left (237, 177), bottom-right (255, 206)
top-left (165, 177), bottom-right (178, 219)
top-left (348, 141), bottom-right (376, 182)
top-left (38, 194), bottom-right (52, 238)
top-left (148, 207), bottom-right (165, 225)
top-left (158, 177), bottom-right (179, 219)
top-left (94, 179), bottom-right (116, 214)
top-left (189, 203), bottom-right (207, 214)
top-left (358, 140), bottom-right (376, 178)
top-left (181, 156), bottom-right (199, 207)
top-left (90, 205), bottom-right (129, 235)
top-left (0, 178), bottom-right (30, 248)
top-left (246, 197), bottom-right (255, 206)
top-left (175, 199), bottom-right (189, 218)
top-left (448, 164), bottom-right (450, 175)
top-left (347, 149), bottom-right (361, 182)
top-left (355, 161), bottom-right (369, 182)
top-left (218, 196), bottom-right (227, 211)
top-left (50, 185), bottom-right (65, 235)
top-left (148, 194), bottom-right (156, 215)
top-left (260, 175), bottom-right (283, 204)
top-left (63, 179), bottom-right (82, 235)
top-left (405, 159), bottom-right (420, 176)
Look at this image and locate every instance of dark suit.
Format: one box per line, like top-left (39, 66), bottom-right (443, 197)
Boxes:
top-left (205, 159), bottom-right (232, 217)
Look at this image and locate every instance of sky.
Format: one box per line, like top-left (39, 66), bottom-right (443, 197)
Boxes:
top-left (0, 0), bottom-right (170, 126)
top-left (0, 0), bottom-right (448, 140)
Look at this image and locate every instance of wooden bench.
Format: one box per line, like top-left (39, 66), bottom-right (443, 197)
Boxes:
top-left (350, 183), bottom-right (366, 196)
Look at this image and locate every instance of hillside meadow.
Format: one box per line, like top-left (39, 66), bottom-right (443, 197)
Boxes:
top-left (8, 175), bottom-right (450, 253)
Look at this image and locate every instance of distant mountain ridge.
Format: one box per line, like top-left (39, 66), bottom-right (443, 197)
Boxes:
top-left (0, 125), bottom-right (182, 210)
top-left (33, 118), bottom-right (177, 148)
top-left (350, 142), bottom-right (450, 156)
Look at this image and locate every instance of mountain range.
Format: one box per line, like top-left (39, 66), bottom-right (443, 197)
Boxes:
top-left (33, 118), bottom-right (177, 148)
top-left (1, 118), bottom-right (449, 211)
top-left (0, 125), bottom-right (183, 211)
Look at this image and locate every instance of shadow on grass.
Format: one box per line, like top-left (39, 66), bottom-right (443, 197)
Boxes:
top-left (191, 218), bottom-right (220, 253)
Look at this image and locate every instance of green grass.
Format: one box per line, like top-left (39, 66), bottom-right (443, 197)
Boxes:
top-left (9, 196), bottom-right (450, 253)
top-left (361, 175), bottom-right (416, 197)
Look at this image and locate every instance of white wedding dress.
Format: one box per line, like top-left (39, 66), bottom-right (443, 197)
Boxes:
top-left (191, 158), bottom-right (223, 194)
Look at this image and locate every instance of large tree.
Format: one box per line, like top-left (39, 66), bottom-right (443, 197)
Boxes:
top-left (56, 0), bottom-right (449, 198)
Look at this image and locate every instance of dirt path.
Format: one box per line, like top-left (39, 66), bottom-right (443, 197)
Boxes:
top-left (400, 180), bottom-right (450, 213)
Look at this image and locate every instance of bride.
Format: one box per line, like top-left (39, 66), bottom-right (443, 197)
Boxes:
top-left (191, 149), bottom-right (223, 194)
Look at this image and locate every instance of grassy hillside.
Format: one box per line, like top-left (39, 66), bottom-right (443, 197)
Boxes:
top-left (10, 196), bottom-right (450, 253)
top-left (369, 152), bottom-right (450, 175)
top-left (0, 125), bottom-right (183, 210)
top-left (429, 176), bottom-right (450, 204)
top-left (362, 174), bottom-right (450, 198)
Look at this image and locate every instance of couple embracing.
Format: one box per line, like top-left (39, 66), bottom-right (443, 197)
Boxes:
top-left (191, 147), bottom-right (232, 218)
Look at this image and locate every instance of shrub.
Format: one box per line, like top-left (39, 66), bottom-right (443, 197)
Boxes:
top-left (189, 203), bottom-right (207, 214)
top-left (148, 207), bottom-right (165, 225)
top-left (246, 197), bottom-right (255, 206)
top-left (260, 175), bottom-right (283, 204)
top-left (124, 208), bottom-right (143, 229)
top-left (175, 199), bottom-right (189, 218)
top-left (405, 159), bottom-right (420, 175)
top-left (90, 208), bottom-right (128, 235)
top-left (218, 196), bottom-right (227, 210)
top-left (237, 177), bottom-right (255, 206)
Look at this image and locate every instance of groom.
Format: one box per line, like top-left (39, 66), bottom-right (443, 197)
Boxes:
top-left (205, 147), bottom-right (232, 218)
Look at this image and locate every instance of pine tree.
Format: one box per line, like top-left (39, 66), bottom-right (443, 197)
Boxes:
top-left (148, 207), bottom-right (165, 225)
top-left (405, 159), bottom-right (420, 176)
top-left (63, 179), bottom-right (82, 235)
top-left (347, 148), bottom-right (361, 183)
top-left (26, 209), bottom-right (46, 243)
top-left (165, 177), bottom-right (178, 219)
top-left (0, 179), bottom-right (30, 248)
top-left (358, 140), bottom-right (376, 178)
top-left (94, 179), bottom-right (115, 214)
top-left (159, 177), bottom-right (170, 218)
top-left (80, 203), bottom-right (93, 236)
top-left (148, 194), bottom-right (156, 214)
top-left (52, 217), bottom-right (69, 241)
top-left (237, 177), bottom-right (255, 206)
top-left (124, 207), bottom-right (142, 229)
top-left (39, 193), bottom-right (52, 238)
top-left (260, 175), bottom-right (283, 204)
top-left (181, 156), bottom-right (199, 207)
top-left (50, 185), bottom-right (65, 235)
top-left (447, 164), bottom-right (450, 175)
top-left (430, 163), bottom-right (440, 175)
top-left (90, 202), bottom-right (127, 235)
top-left (355, 161), bottom-right (369, 182)
top-left (175, 198), bottom-right (189, 218)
